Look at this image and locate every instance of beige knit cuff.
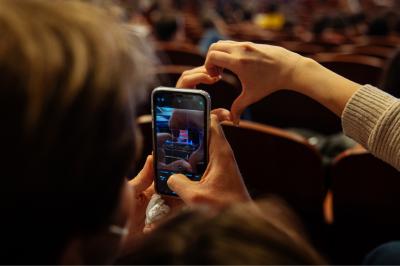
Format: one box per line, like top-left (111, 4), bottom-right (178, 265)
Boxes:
top-left (341, 84), bottom-right (398, 148)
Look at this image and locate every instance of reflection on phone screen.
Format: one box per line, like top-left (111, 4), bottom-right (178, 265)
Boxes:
top-left (155, 95), bottom-right (206, 196)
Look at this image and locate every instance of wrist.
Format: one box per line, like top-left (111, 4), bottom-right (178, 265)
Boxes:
top-left (285, 56), bottom-right (361, 116)
top-left (286, 56), bottom-right (319, 95)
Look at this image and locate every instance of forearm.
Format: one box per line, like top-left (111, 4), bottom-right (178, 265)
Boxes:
top-left (288, 57), bottom-right (361, 117)
top-left (287, 58), bottom-right (400, 169)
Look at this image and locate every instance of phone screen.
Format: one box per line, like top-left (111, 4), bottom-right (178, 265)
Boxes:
top-left (153, 90), bottom-right (209, 196)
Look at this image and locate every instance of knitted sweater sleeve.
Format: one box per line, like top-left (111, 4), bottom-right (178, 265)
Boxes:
top-left (342, 84), bottom-right (400, 170)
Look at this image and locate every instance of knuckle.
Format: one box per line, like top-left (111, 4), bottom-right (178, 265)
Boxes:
top-left (208, 50), bottom-right (217, 59)
top-left (240, 42), bottom-right (253, 50)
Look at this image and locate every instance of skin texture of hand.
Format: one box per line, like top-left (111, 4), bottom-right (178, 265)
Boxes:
top-left (119, 155), bottom-right (155, 256)
top-left (176, 66), bottom-right (221, 89)
top-left (204, 40), bottom-right (361, 119)
top-left (175, 66), bottom-right (232, 122)
top-left (170, 68), bottom-right (249, 208)
top-left (167, 114), bottom-right (251, 209)
top-left (121, 155), bottom-right (186, 250)
top-left (204, 41), bottom-right (302, 123)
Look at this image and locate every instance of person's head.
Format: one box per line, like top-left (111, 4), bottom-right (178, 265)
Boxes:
top-left (312, 16), bottom-right (331, 37)
top-left (201, 17), bottom-right (216, 31)
top-left (265, 3), bottom-right (279, 14)
top-left (0, 0), bottom-right (151, 263)
top-left (367, 16), bottom-right (390, 36)
top-left (152, 13), bottom-right (181, 41)
top-left (119, 198), bottom-right (326, 265)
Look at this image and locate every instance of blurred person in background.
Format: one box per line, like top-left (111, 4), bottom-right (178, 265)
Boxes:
top-left (254, 2), bottom-right (285, 31)
top-left (151, 13), bottom-right (184, 42)
top-left (198, 16), bottom-right (227, 55)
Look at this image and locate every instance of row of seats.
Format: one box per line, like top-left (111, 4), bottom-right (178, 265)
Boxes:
top-left (155, 37), bottom-right (400, 64)
top-left (134, 115), bottom-right (400, 264)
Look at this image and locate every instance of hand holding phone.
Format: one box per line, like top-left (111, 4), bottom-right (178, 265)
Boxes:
top-left (167, 114), bottom-right (251, 208)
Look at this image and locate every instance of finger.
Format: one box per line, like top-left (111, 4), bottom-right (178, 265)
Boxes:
top-left (177, 73), bottom-right (221, 88)
top-left (180, 66), bottom-right (208, 75)
top-left (230, 92), bottom-right (249, 125)
top-left (211, 108), bottom-right (232, 122)
top-left (205, 51), bottom-right (236, 77)
top-left (209, 41), bottom-right (236, 53)
top-left (130, 155), bottom-right (154, 193)
top-left (209, 114), bottom-right (228, 150)
top-left (143, 223), bottom-right (155, 234)
top-left (167, 174), bottom-right (197, 202)
top-left (231, 90), bottom-right (256, 125)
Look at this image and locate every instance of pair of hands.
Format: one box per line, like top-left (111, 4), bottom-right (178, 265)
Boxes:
top-left (126, 40), bottom-right (309, 241)
top-left (178, 41), bottom-right (304, 123)
top-left (129, 111), bottom-right (250, 211)
top-left (124, 111), bottom-right (250, 248)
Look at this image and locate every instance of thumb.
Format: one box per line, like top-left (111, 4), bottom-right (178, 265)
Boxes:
top-left (231, 92), bottom-right (249, 125)
top-left (167, 174), bottom-right (197, 201)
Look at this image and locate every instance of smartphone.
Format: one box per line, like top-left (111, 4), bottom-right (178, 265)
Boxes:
top-left (152, 87), bottom-right (211, 197)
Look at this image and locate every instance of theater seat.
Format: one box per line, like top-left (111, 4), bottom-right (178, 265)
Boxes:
top-left (221, 121), bottom-right (325, 222)
top-left (326, 147), bottom-right (400, 264)
top-left (313, 53), bottom-right (384, 86)
top-left (250, 89), bottom-right (341, 135)
top-left (155, 42), bottom-right (205, 66)
top-left (349, 45), bottom-right (397, 61)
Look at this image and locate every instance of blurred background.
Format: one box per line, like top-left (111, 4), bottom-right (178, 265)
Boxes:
top-left (101, 0), bottom-right (400, 264)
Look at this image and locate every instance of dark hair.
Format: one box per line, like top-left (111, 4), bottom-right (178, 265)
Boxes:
top-left (368, 16), bottom-right (390, 36)
top-left (266, 3), bottom-right (279, 13)
top-left (201, 17), bottom-right (216, 30)
top-left (153, 14), bottom-right (179, 41)
top-left (381, 49), bottom-right (400, 98)
top-left (118, 198), bottom-right (326, 265)
top-left (313, 16), bottom-right (331, 36)
top-left (0, 0), bottom-right (150, 263)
